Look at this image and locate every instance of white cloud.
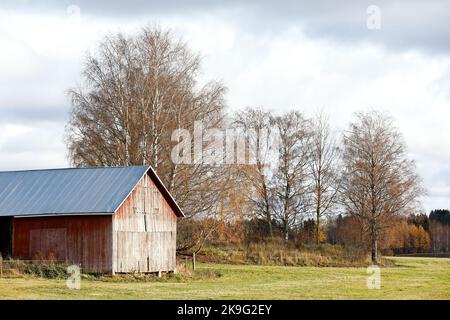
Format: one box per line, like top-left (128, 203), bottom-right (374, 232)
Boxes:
top-left (0, 121), bottom-right (66, 170)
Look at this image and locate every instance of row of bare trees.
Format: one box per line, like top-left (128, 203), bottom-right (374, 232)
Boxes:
top-left (232, 109), bottom-right (340, 243)
top-left (232, 107), bottom-right (423, 263)
top-left (66, 26), bottom-right (424, 263)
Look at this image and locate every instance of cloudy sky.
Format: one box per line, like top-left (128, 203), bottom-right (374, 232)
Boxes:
top-left (0, 0), bottom-right (449, 212)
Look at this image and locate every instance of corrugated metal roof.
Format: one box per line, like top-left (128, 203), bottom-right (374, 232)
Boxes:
top-left (0, 166), bottom-right (150, 217)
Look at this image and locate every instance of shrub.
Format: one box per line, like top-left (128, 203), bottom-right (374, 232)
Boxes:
top-left (25, 262), bottom-right (68, 279)
top-left (0, 258), bottom-right (68, 279)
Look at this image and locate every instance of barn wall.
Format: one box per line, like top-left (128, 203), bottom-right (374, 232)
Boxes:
top-left (13, 215), bottom-right (112, 272)
top-left (113, 173), bottom-right (177, 273)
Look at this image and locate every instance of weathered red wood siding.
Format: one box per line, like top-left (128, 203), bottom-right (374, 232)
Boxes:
top-left (12, 215), bottom-right (112, 272)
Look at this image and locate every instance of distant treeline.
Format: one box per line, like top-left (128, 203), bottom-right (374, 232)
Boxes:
top-left (198, 209), bottom-right (450, 256)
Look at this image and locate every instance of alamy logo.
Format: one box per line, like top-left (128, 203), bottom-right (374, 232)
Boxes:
top-left (66, 265), bottom-right (81, 290)
top-left (367, 5), bottom-right (381, 30)
top-left (366, 265), bottom-right (381, 289)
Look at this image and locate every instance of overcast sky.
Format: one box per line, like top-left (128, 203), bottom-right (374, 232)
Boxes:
top-left (0, 0), bottom-right (449, 212)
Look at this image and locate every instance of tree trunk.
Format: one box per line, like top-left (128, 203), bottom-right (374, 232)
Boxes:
top-left (262, 179), bottom-right (273, 238)
top-left (315, 174), bottom-right (322, 245)
top-left (316, 210), bottom-right (320, 245)
top-left (267, 213), bottom-right (273, 238)
top-left (371, 236), bottom-right (378, 264)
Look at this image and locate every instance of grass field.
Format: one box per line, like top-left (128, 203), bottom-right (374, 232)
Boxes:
top-left (0, 257), bottom-right (449, 299)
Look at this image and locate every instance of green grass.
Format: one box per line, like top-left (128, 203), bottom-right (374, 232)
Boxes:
top-left (0, 257), bottom-right (449, 299)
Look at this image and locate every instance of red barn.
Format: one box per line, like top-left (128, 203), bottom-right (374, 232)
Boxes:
top-left (0, 166), bottom-right (184, 274)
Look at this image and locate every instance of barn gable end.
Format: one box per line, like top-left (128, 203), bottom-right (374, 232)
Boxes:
top-left (113, 172), bottom-right (177, 273)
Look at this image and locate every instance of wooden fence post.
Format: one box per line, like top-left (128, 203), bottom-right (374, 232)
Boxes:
top-left (185, 256), bottom-right (188, 272)
top-left (192, 253), bottom-right (196, 271)
top-left (0, 255), bottom-right (3, 278)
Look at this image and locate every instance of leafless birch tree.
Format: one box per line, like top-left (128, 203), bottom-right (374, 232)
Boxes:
top-left (308, 113), bottom-right (341, 244)
top-left (272, 111), bottom-right (311, 240)
top-left (232, 108), bottom-right (276, 237)
top-left (341, 110), bottom-right (424, 264)
top-left (66, 26), bottom-right (229, 251)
